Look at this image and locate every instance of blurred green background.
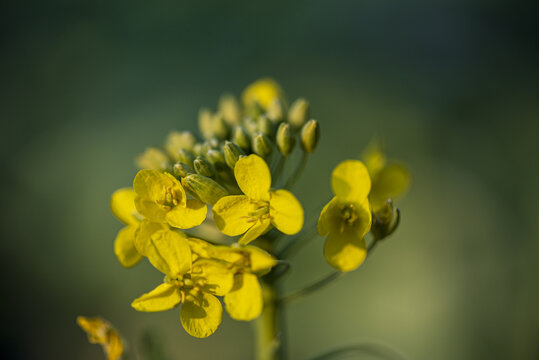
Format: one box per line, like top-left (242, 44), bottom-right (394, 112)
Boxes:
top-left (2, 1), bottom-right (538, 359)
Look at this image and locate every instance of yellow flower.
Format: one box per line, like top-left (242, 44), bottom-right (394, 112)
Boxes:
top-left (136, 147), bottom-right (170, 170)
top-left (362, 140), bottom-right (410, 211)
top-left (110, 188), bottom-right (143, 268)
top-left (77, 316), bottom-right (123, 360)
top-left (131, 228), bottom-right (234, 338)
top-left (318, 160), bottom-right (372, 272)
top-left (213, 154), bottom-right (304, 245)
top-left (188, 239), bottom-right (277, 321)
top-left (133, 169), bottom-right (207, 229)
top-left (241, 78), bottom-right (284, 109)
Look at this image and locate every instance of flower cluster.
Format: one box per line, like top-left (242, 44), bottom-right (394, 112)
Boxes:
top-left (81, 78), bottom-right (409, 355)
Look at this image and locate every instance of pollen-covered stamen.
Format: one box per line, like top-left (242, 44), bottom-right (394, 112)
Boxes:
top-left (245, 202), bottom-right (270, 223)
top-left (340, 204), bottom-right (358, 232)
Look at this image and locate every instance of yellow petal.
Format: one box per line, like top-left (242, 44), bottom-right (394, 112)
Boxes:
top-left (166, 199), bottom-right (207, 229)
top-left (242, 246), bottom-right (277, 274)
top-left (241, 78), bottom-right (283, 109)
top-left (238, 218), bottom-right (272, 245)
top-left (269, 189), bottom-right (304, 235)
top-left (234, 155), bottom-right (271, 200)
top-left (324, 230), bottom-right (367, 272)
top-left (361, 138), bottom-right (387, 178)
top-left (134, 197), bottom-right (167, 223)
top-left (317, 196), bottom-right (340, 236)
top-left (110, 188), bottom-right (139, 225)
top-left (133, 220), bottom-right (169, 255)
top-left (77, 316), bottom-right (123, 360)
top-left (370, 163), bottom-right (410, 211)
top-left (331, 160), bottom-right (371, 202)
top-left (187, 237), bottom-right (212, 260)
top-left (139, 229), bottom-right (191, 277)
top-left (192, 259), bottom-right (235, 296)
top-left (212, 195), bottom-right (257, 236)
top-left (114, 224), bottom-right (143, 268)
top-left (180, 292), bottom-right (222, 338)
top-left (134, 170), bottom-right (186, 206)
top-left (131, 283), bottom-right (182, 312)
top-left (224, 273), bottom-right (263, 321)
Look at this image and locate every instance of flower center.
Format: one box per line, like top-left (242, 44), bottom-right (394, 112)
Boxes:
top-left (340, 204), bottom-right (358, 232)
top-left (246, 201), bottom-right (270, 222)
top-left (161, 186), bottom-right (180, 209)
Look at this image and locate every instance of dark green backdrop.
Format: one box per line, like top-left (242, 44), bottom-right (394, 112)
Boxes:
top-left (2, 1), bottom-right (538, 359)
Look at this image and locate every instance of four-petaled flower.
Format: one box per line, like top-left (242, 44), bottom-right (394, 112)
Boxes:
top-left (133, 169), bottom-right (207, 229)
top-left (213, 154), bottom-right (304, 245)
top-left (131, 226), bottom-right (234, 338)
top-left (318, 160), bottom-right (372, 272)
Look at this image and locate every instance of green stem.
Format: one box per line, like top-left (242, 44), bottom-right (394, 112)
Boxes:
top-left (284, 152), bottom-right (308, 190)
top-left (279, 239), bottom-right (380, 305)
top-left (272, 155), bottom-right (286, 185)
top-left (255, 279), bottom-right (287, 360)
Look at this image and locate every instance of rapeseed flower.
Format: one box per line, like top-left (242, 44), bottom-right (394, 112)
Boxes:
top-left (110, 188), bottom-right (143, 268)
top-left (131, 228), bottom-right (234, 338)
top-left (77, 316), bottom-right (123, 360)
top-left (213, 154), bottom-right (304, 245)
top-left (133, 169), bottom-right (207, 229)
top-left (241, 78), bottom-right (284, 110)
top-left (318, 160), bottom-right (372, 272)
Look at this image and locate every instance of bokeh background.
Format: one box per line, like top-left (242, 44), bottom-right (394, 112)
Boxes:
top-left (2, 1), bottom-right (538, 359)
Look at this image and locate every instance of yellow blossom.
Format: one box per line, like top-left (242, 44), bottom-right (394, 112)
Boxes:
top-left (77, 316), bottom-right (123, 360)
top-left (136, 147), bottom-right (170, 170)
top-left (131, 228), bottom-right (234, 338)
top-left (188, 240), bottom-right (277, 321)
top-left (318, 160), bottom-right (372, 272)
top-left (362, 140), bottom-right (410, 211)
top-left (213, 154), bottom-right (304, 245)
top-left (110, 188), bottom-right (143, 268)
top-left (133, 169), bottom-right (207, 229)
top-left (241, 78), bottom-right (284, 110)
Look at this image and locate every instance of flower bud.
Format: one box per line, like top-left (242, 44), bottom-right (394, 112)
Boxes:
top-left (218, 94), bottom-right (241, 125)
top-left (182, 174), bottom-right (229, 205)
top-left (136, 147), bottom-right (170, 170)
top-left (198, 108), bottom-right (214, 140)
top-left (267, 98), bottom-right (285, 124)
top-left (258, 115), bottom-right (275, 137)
top-left (177, 149), bottom-right (195, 167)
top-left (206, 149), bottom-right (229, 175)
top-left (288, 98), bottom-right (310, 130)
top-left (243, 117), bottom-right (259, 137)
top-left (164, 131), bottom-right (197, 160)
top-left (276, 122), bottom-right (296, 156)
top-left (193, 143), bottom-right (204, 156)
top-left (212, 114), bottom-right (230, 140)
top-left (193, 156), bottom-right (215, 178)
top-left (173, 162), bottom-right (195, 177)
top-left (371, 199), bottom-right (400, 240)
top-left (232, 126), bottom-right (251, 152)
top-left (300, 119), bottom-right (320, 153)
top-left (223, 141), bottom-right (245, 169)
top-left (252, 133), bottom-right (273, 159)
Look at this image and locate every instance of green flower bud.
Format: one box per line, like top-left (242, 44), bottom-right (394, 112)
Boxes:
top-left (173, 162), bottom-right (195, 177)
top-left (136, 147), bottom-right (170, 170)
top-left (300, 119), bottom-right (320, 153)
top-left (182, 174), bottom-right (229, 205)
top-left (223, 141), bottom-right (246, 169)
top-left (232, 126), bottom-right (251, 152)
top-left (218, 94), bottom-right (241, 125)
top-left (252, 133), bottom-right (273, 159)
top-left (198, 108), bottom-right (214, 140)
top-left (212, 114), bottom-right (230, 140)
top-left (276, 122), bottom-right (296, 156)
top-left (243, 117), bottom-right (259, 137)
top-left (193, 156), bottom-right (215, 178)
top-left (371, 200), bottom-right (401, 240)
top-left (258, 115), bottom-right (275, 137)
top-left (288, 98), bottom-right (310, 130)
top-left (164, 131), bottom-right (197, 160)
top-left (267, 98), bottom-right (285, 124)
top-left (206, 149), bottom-right (228, 174)
top-left (177, 149), bottom-right (195, 167)
top-left (193, 143), bottom-right (204, 156)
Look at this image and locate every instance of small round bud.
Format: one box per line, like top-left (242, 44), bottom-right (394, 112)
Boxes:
top-left (177, 149), bottom-right (195, 167)
top-left (232, 126), bottom-right (251, 152)
top-left (371, 200), bottom-right (401, 240)
top-left (276, 122), bottom-right (296, 156)
top-left (193, 143), bottom-right (204, 156)
top-left (258, 115), bottom-right (275, 137)
top-left (136, 147), bottom-right (170, 170)
top-left (300, 119), bottom-right (320, 153)
top-left (223, 141), bottom-right (246, 169)
top-left (288, 98), bottom-right (310, 130)
top-left (182, 174), bottom-right (229, 205)
top-left (173, 162), bottom-right (195, 177)
top-left (252, 133), bottom-right (273, 159)
top-left (206, 149), bottom-right (229, 174)
top-left (267, 98), bottom-right (285, 124)
top-left (193, 156), bottom-right (215, 178)
top-left (212, 114), bottom-right (230, 140)
top-left (198, 108), bottom-right (214, 140)
top-left (243, 117), bottom-right (259, 137)
top-left (164, 131), bottom-right (197, 160)
top-left (218, 94), bottom-right (241, 125)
